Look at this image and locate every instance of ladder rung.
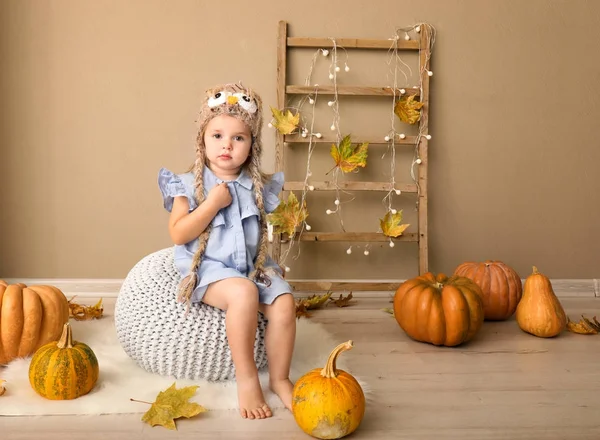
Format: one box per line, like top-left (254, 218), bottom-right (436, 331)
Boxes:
top-left (283, 232), bottom-right (418, 242)
top-left (286, 85), bottom-right (419, 97)
top-left (287, 37), bottom-right (419, 51)
top-left (284, 134), bottom-right (419, 145)
top-left (284, 181), bottom-right (417, 192)
top-left (289, 281), bottom-right (402, 292)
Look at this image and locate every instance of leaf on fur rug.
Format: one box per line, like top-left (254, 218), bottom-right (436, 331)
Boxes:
top-left (131, 382), bottom-right (206, 430)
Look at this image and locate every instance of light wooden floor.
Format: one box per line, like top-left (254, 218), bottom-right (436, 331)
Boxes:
top-left (2, 296), bottom-right (600, 440)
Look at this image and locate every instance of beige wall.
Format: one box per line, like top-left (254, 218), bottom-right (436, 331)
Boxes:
top-left (1, 0), bottom-right (599, 282)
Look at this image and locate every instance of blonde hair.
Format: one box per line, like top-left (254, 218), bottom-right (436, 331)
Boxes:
top-left (177, 83), bottom-right (272, 305)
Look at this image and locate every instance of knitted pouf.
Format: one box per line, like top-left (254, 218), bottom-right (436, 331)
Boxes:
top-left (114, 247), bottom-right (268, 381)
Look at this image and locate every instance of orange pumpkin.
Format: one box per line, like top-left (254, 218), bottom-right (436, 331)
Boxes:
top-left (0, 280), bottom-right (70, 365)
top-left (393, 272), bottom-right (485, 347)
top-left (292, 340), bottom-right (365, 439)
top-left (454, 260), bottom-right (523, 320)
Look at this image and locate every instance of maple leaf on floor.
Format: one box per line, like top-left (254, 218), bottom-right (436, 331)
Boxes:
top-left (566, 315), bottom-right (600, 335)
top-left (132, 382), bottom-right (206, 430)
top-left (68, 297), bottom-right (104, 321)
top-left (394, 94), bottom-right (424, 125)
top-left (295, 302), bottom-right (312, 319)
top-left (270, 107), bottom-right (300, 135)
top-left (267, 192), bottom-right (308, 237)
top-left (380, 210), bottom-right (410, 238)
top-left (329, 135), bottom-right (368, 174)
top-left (331, 292), bottom-right (356, 308)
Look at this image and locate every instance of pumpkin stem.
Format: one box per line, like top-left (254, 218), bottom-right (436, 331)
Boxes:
top-left (320, 340), bottom-right (353, 378)
top-left (56, 323), bottom-right (74, 349)
top-left (532, 266), bottom-right (539, 275)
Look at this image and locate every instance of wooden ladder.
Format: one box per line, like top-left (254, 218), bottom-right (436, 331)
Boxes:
top-left (272, 20), bottom-right (432, 293)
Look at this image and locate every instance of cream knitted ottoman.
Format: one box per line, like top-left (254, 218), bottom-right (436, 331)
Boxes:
top-left (114, 247), bottom-right (268, 381)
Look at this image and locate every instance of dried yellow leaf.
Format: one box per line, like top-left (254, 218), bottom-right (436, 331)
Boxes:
top-left (270, 107), bottom-right (300, 135)
top-left (380, 211), bottom-right (410, 238)
top-left (68, 297), bottom-right (104, 321)
top-left (566, 317), bottom-right (598, 335)
top-left (329, 135), bottom-right (368, 173)
top-left (267, 192), bottom-right (308, 236)
top-left (394, 94), bottom-right (424, 125)
top-left (0, 379), bottom-right (6, 396)
top-left (132, 382), bottom-right (206, 430)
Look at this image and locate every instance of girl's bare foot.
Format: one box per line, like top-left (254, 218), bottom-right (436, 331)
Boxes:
top-left (237, 375), bottom-right (272, 419)
top-left (269, 378), bottom-right (294, 411)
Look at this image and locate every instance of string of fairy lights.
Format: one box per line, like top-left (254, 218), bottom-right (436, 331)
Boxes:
top-left (268, 23), bottom-right (436, 273)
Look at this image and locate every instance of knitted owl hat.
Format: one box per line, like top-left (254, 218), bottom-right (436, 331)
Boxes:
top-left (195, 82), bottom-right (263, 158)
top-left (177, 83), bottom-right (271, 305)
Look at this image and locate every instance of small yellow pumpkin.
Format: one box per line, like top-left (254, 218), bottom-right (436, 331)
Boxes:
top-left (516, 266), bottom-right (566, 338)
top-left (0, 280), bottom-right (70, 365)
top-left (29, 322), bottom-right (99, 400)
top-left (292, 340), bottom-right (365, 440)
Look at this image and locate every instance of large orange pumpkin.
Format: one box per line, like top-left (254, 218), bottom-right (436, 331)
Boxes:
top-left (454, 260), bottom-right (523, 321)
top-left (0, 280), bottom-right (70, 365)
top-left (292, 340), bottom-right (365, 439)
top-left (393, 273), bottom-right (485, 347)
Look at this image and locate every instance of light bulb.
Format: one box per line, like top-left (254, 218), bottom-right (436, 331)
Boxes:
top-left (301, 132), bottom-right (307, 138)
top-left (416, 25), bottom-right (421, 33)
top-left (344, 65), bottom-right (350, 72)
top-left (427, 70), bottom-right (433, 77)
top-left (416, 158), bottom-right (422, 164)
top-left (330, 124), bottom-right (336, 131)
top-left (305, 224), bottom-right (312, 231)
top-left (399, 133), bottom-right (406, 139)
top-left (285, 266), bottom-right (291, 273)
top-left (389, 241), bottom-right (395, 248)
top-left (268, 123), bottom-right (273, 128)
top-left (346, 248), bottom-right (352, 255)
top-left (322, 50), bottom-right (329, 56)
top-left (404, 33), bottom-right (410, 41)
top-left (400, 88), bottom-right (405, 94)
top-left (327, 101), bottom-right (334, 107)
top-left (315, 133), bottom-right (322, 138)
top-left (309, 98), bottom-right (315, 104)
top-left (329, 73), bottom-right (334, 80)
top-left (364, 250), bottom-right (370, 256)
top-left (334, 199), bottom-right (340, 206)
top-left (326, 209), bottom-right (333, 215)
top-left (395, 189), bottom-right (402, 195)
top-left (384, 135), bottom-right (390, 141)
top-left (335, 66), bottom-right (340, 72)
top-left (425, 134), bottom-right (432, 140)
top-left (308, 185), bottom-right (315, 191)
top-left (391, 209), bottom-right (397, 214)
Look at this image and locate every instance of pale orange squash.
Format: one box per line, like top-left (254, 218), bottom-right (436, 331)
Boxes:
top-left (292, 340), bottom-right (365, 439)
top-left (516, 266), bottom-right (566, 338)
top-left (0, 280), bottom-right (70, 365)
top-left (29, 322), bottom-right (99, 400)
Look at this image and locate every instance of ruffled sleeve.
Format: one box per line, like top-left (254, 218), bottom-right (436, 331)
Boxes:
top-left (157, 168), bottom-right (197, 212)
top-left (262, 172), bottom-right (285, 214)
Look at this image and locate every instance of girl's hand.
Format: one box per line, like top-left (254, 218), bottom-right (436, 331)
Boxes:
top-left (207, 182), bottom-right (232, 210)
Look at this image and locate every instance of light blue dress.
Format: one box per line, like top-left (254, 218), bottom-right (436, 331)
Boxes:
top-left (158, 165), bottom-right (292, 304)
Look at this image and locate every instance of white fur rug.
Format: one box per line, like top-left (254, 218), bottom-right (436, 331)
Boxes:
top-left (1, 316), bottom-right (361, 416)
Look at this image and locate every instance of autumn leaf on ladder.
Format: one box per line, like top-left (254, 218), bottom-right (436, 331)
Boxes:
top-left (380, 210), bottom-right (410, 238)
top-left (267, 192), bottom-right (308, 236)
top-left (329, 134), bottom-right (369, 174)
top-left (394, 95), bottom-right (424, 125)
top-left (269, 107), bottom-right (300, 135)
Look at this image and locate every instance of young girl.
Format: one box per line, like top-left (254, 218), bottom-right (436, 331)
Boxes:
top-left (157, 83), bottom-right (296, 420)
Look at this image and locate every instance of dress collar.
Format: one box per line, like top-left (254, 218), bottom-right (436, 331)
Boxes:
top-left (203, 165), bottom-right (253, 190)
